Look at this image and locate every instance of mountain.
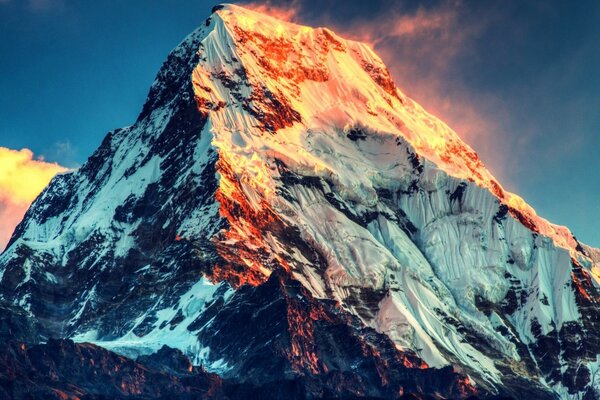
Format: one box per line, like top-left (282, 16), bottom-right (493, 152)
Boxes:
top-left (1, 3), bottom-right (599, 399)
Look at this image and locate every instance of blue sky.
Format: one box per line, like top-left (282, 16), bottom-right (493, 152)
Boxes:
top-left (0, 0), bottom-right (598, 247)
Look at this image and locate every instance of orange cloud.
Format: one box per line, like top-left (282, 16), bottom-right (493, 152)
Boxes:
top-left (241, 0), bottom-right (300, 22)
top-left (0, 147), bottom-right (67, 250)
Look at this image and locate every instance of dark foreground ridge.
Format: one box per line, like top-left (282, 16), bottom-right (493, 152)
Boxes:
top-left (0, 272), bottom-right (485, 399)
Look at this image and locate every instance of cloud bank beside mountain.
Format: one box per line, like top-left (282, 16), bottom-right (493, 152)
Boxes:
top-left (0, 147), bottom-right (67, 249)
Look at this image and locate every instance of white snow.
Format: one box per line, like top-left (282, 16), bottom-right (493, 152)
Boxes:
top-left (73, 277), bottom-right (234, 372)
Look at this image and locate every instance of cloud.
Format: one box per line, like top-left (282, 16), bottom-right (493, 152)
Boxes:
top-left (43, 139), bottom-right (79, 168)
top-left (240, 0), bottom-right (301, 22)
top-left (0, 147), bottom-right (67, 250)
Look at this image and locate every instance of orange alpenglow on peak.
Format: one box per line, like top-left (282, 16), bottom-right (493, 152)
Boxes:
top-left (199, 3), bottom-right (585, 259)
top-left (0, 147), bottom-right (67, 249)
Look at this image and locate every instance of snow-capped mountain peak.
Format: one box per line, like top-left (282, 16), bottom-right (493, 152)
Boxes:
top-left (1, 4), bottom-right (599, 399)
top-left (203, 4), bottom-right (588, 262)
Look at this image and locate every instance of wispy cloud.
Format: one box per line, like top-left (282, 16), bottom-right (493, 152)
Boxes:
top-left (43, 139), bottom-right (79, 168)
top-left (0, 147), bottom-right (67, 250)
top-left (241, 0), bottom-right (301, 22)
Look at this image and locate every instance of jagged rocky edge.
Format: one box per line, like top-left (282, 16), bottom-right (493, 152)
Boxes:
top-left (0, 13), bottom-right (226, 347)
top-left (0, 280), bottom-right (476, 400)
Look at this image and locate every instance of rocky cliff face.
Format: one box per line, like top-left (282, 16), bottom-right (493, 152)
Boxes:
top-left (1, 4), bottom-right (599, 399)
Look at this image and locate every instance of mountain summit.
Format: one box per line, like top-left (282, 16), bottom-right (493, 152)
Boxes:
top-left (1, 4), bottom-right (599, 399)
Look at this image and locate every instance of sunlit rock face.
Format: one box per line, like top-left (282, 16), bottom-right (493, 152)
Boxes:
top-left (1, 4), bottom-right (599, 399)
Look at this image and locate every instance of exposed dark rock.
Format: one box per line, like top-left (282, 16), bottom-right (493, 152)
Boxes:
top-left (197, 270), bottom-right (477, 399)
top-left (494, 204), bottom-right (509, 224)
top-left (346, 128), bottom-right (368, 141)
top-left (0, 339), bottom-right (227, 400)
top-left (450, 182), bottom-right (468, 204)
top-left (0, 302), bottom-right (41, 344)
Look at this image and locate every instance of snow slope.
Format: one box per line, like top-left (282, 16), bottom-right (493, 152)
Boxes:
top-left (192, 6), bottom-right (597, 396)
top-left (192, 5), bottom-right (599, 395)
